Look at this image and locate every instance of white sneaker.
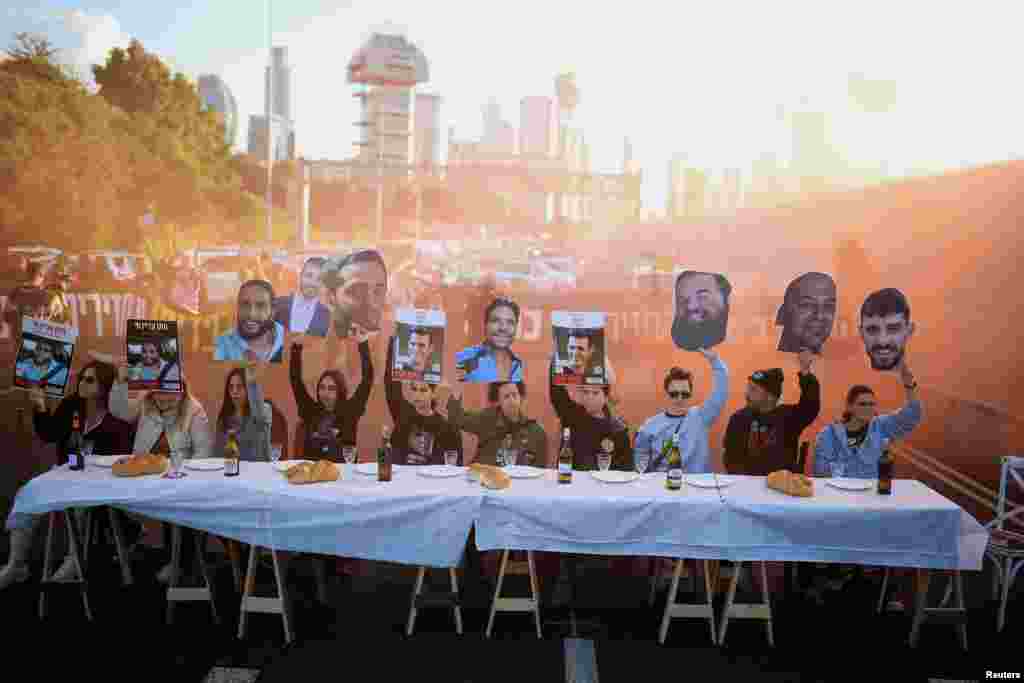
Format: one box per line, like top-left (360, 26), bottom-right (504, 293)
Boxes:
top-left (0, 562), bottom-right (30, 590)
top-left (156, 562), bottom-right (175, 584)
top-left (50, 556), bottom-right (80, 583)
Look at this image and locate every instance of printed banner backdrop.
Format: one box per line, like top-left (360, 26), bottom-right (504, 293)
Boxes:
top-left (4, 162), bottom-right (1024, 530)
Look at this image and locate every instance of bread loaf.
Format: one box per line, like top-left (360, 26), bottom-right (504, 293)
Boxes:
top-left (468, 462), bottom-right (511, 490)
top-left (766, 470), bottom-right (814, 497)
top-left (112, 454), bottom-right (168, 477)
top-left (284, 459), bottom-right (339, 484)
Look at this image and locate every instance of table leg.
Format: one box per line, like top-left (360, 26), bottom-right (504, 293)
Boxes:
top-left (908, 569), bottom-right (930, 647)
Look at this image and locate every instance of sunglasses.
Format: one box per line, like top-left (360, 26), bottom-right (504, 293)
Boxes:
top-left (667, 391), bottom-right (692, 400)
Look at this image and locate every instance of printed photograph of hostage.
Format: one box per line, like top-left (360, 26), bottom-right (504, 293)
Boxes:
top-left (13, 317), bottom-right (77, 397)
top-left (214, 280), bottom-right (285, 363)
top-left (454, 296), bottom-right (524, 383)
top-left (320, 249), bottom-right (389, 338)
top-left (776, 272), bottom-right (837, 354)
top-left (671, 270), bottom-right (732, 351)
top-left (551, 312), bottom-right (607, 386)
top-left (273, 256), bottom-right (331, 337)
top-left (125, 319), bottom-right (182, 392)
top-left (859, 288), bottom-right (915, 372)
top-left (391, 308), bottom-right (446, 384)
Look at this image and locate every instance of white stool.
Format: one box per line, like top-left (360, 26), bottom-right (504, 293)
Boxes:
top-left (658, 559), bottom-right (717, 645)
top-left (38, 509), bottom-right (91, 621)
top-left (718, 561), bottom-right (773, 647)
top-left (406, 566), bottom-right (463, 636)
top-left (165, 525), bottom-right (220, 626)
top-left (238, 547), bottom-right (293, 643)
top-left (486, 549), bottom-right (542, 639)
top-left (909, 569), bottom-right (968, 650)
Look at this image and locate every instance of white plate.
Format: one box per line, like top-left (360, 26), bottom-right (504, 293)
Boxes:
top-left (827, 478), bottom-right (873, 491)
top-left (505, 466), bottom-right (545, 479)
top-left (90, 455), bottom-right (125, 468)
top-left (417, 465), bottom-right (463, 478)
top-left (184, 458), bottom-right (225, 471)
top-left (273, 460), bottom-right (312, 472)
top-left (590, 470), bottom-right (640, 484)
top-left (685, 474), bottom-right (733, 488)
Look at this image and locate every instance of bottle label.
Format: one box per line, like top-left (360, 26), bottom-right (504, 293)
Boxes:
top-left (667, 468), bottom-right (682, 488)
top-left (558, 462), bottom-right (571, 474)
top-left (69, 453), bottom-right (81, 469)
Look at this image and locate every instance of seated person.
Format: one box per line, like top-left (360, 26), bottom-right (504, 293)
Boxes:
top-left (634, 348), bottom-right (729, 473)
top-left (447, 380), bottom-right (548, 467)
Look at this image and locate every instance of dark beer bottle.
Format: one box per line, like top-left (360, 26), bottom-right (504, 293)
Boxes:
top-left (378, 426), bottom-right (393, 482)
top-left (877, 438), bottom-right (893, 495)
top-left (68, 411), bottom-right (85, 471)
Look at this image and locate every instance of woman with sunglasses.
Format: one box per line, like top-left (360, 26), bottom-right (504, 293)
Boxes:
top-left (632, 347), bottom-right (729, 474)
top-left (0, 361), bottom-right (135, 589)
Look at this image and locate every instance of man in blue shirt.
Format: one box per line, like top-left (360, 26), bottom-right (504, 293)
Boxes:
top-left (455, 296), bottom-right (523, 383)
top-left (214, 280), bottom-right (285, 363)
top-left (16, 338), bottom-right (68, 387)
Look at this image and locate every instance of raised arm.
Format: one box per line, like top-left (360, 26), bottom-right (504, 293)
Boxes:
top-left (384, 335), bottom-right (413, 424)
top-left (109, 377), bottom-right (141, 423)
top-left (288, 341), bottom-right (318, 419)
top-left (697, 349), bottom-right (730, 429)
top-left (876, 360), bottom-right (923, 442)
top-left (445, 392), bottom-right (489, 436)
top-left (791, 351), bottom-right (822, 432)
top-left (549, 355), bottom-right (582, 426)
top-left (343, 339), bottom-right (374, 420)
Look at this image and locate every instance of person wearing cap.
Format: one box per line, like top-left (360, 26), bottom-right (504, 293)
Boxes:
top-left (722, 350), bottom-right (821, 475)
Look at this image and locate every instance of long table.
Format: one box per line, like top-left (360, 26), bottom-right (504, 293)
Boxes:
top-left (7, 462), bottom-right (484, 568)
top-left (7, 464), bottom-right (989, 571)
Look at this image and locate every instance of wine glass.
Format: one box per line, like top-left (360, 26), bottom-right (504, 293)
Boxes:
top-left (342, 444), bottom-right (357, 476)
top-left (165, 447), bottom-right (187, 479)
top-left (82, 440), bottom-right (95, 464)
top-left (504, 447), bottom-right (519, 468)
top-left (444, 450), bottom-right (459, 468)
top-left (596, 451), bottom-right (612, 472)
top-left (634, 452), bottom-right (650, 476)
top-left (831, 461), bottom-right (846, 480)
top-left (270, 444), bottom-right (283, 464)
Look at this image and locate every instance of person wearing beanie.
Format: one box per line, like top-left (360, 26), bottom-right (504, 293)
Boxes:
top-left (723, 350), bottom-right (821, 475)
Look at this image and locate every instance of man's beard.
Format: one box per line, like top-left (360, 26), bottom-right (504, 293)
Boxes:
top-left (868, 345), bottom-right (904, 371)
top-left (672, 314), bottom-right (727, 351)
top-left (238, 318), bottom-right (274, 341)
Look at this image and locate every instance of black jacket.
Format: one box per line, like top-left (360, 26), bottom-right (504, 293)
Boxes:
top-left (722, 371), bottom-right (821, 476)
top-left (289, 340), bottom-right (373, 459)
top-left (548, 360), bottom-right (632, 471)
top-left (385, 336), bottom-right (463, 466)
top-left (34, 396), bottom-right (135, 466)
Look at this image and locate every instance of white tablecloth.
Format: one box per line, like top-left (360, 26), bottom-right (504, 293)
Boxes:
top-left (473, 472), bottom-right (989, 570)
top-left (7, 462), bottom-right (483, 568)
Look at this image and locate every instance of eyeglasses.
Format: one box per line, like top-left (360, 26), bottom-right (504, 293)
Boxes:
top-left (668, 391), bottom-right (692, 400)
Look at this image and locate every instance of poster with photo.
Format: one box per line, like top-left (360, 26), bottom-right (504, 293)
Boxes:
top-left (126, 319), bottom-right (183, 392)
top-left (13, 317), bottom-right (77, 398)
top-left (391, 308), bottom-right (446, 384)
top-left (551, 311), bottom-right (607, 386)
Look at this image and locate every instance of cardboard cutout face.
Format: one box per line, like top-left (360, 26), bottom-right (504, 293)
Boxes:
top-left (671, 271), bottom-right (731, 351)
top-left (859, 288), bottom-right (914, 371)
top-left (777, 272), bottom-right (837, 353)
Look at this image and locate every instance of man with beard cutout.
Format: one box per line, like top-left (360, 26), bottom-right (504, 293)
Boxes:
top-left (671, 271), bottom-right (732, 351)
top-left (214, 280), bottom-right (285, 362)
